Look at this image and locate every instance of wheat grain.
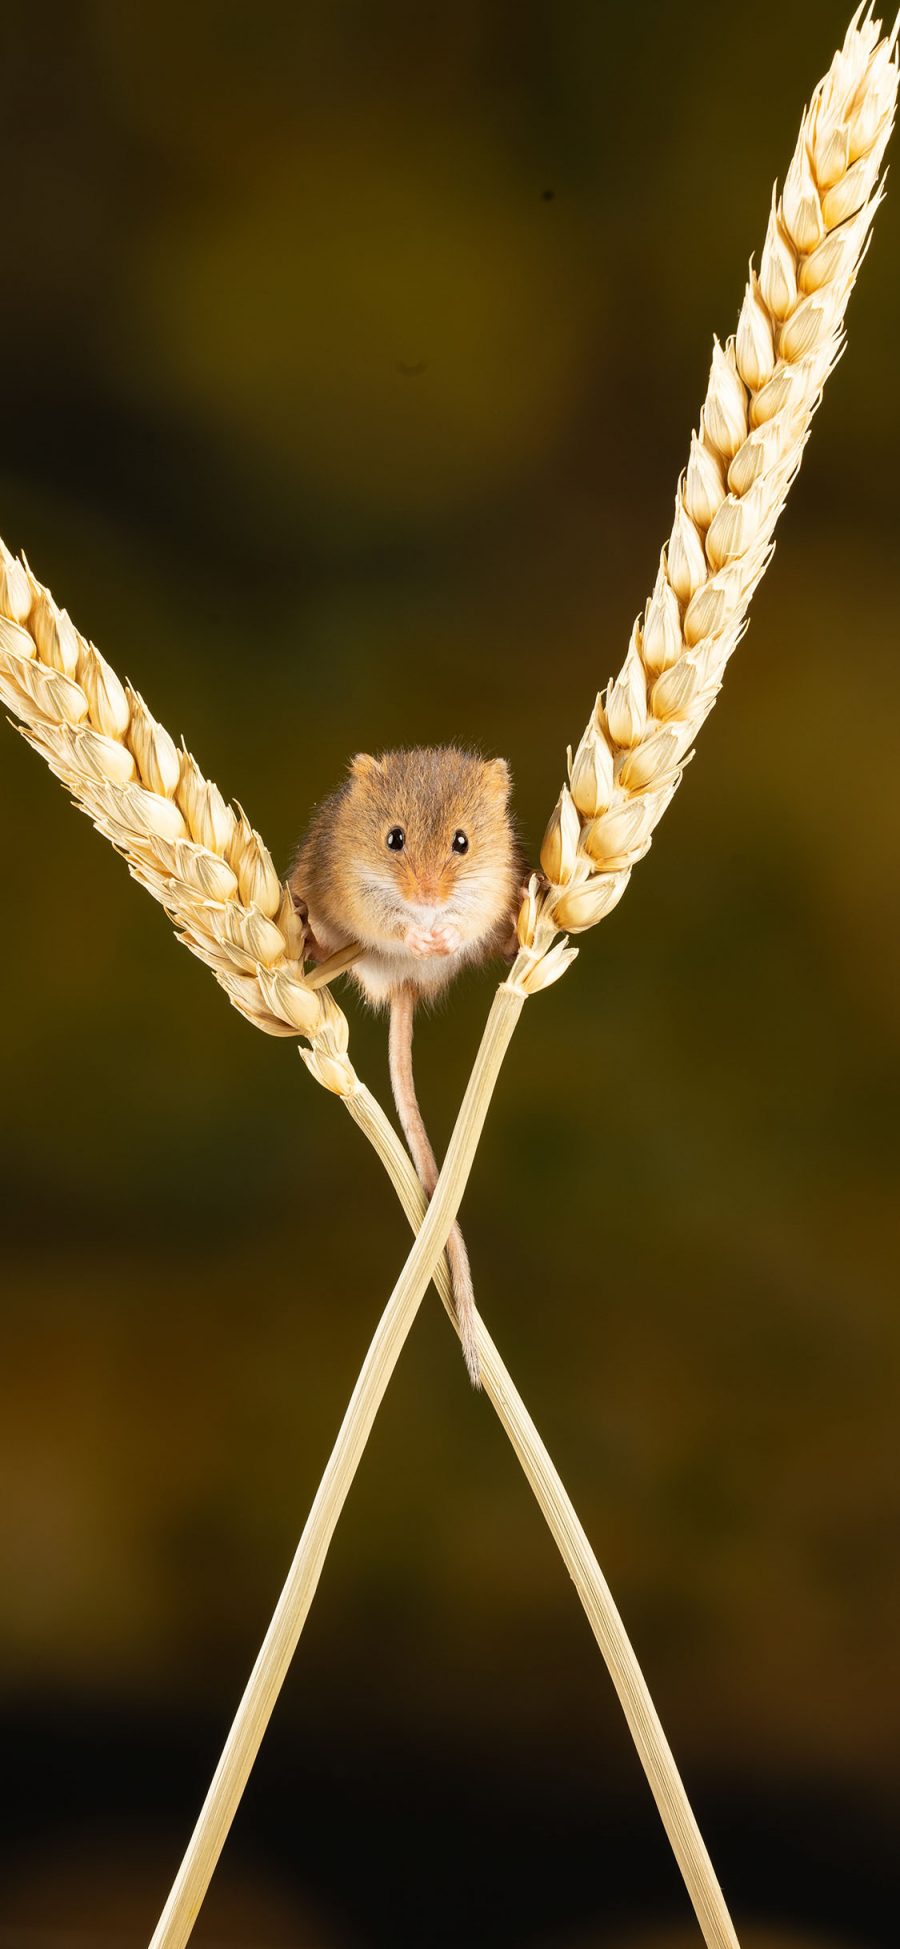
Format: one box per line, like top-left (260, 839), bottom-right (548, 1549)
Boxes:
top-left (514, 3), bottom-right (899, 987)
top-left (0, 548), bottom-right (360, 1065)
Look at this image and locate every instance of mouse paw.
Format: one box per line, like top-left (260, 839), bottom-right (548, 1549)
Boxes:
top-left (403, 921), bottom-right (463, 958)
top-left (429, 921), bottom-right (462, 956)
top-left (404, 925), bottom-right (440, 958)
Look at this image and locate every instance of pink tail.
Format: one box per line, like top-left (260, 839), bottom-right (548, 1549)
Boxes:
top-left (389, 987), bottom-right (481, 1388)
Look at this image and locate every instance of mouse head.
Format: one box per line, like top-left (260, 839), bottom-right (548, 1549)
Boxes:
top-left (339, 745), bottom-right (517, 945)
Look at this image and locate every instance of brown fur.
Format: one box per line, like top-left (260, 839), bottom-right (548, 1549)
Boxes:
top-left (291, 746), bottom-right (524, 1383)
top-left (291, 746), bottom-right (521, 988)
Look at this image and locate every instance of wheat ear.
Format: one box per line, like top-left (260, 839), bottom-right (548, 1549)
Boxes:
top-left (516, 2), bottom-right (899, 978)
top-left (0, 549), bottom-right (362, 1060)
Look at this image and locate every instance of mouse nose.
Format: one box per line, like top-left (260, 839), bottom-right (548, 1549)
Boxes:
top-left (414, 874), bottom-right (443, 905)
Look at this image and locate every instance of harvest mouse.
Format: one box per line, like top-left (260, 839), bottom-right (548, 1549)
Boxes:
top-left (291, 746), bottom-right (523, 1385)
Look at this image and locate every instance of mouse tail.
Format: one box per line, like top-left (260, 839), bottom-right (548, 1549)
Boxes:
top-left (388, 984), bottom-right (482, 1389)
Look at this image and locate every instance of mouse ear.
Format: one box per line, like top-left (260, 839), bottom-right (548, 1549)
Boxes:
top-left (349, 752), bottom-right (381, 780)
top-left (487, 756), bottom-right (511, 797)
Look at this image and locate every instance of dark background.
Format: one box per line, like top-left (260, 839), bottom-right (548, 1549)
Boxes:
top-left (0, 2), bottom-right (898, 1945)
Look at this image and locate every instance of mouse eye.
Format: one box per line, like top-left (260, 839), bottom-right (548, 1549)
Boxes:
top-left (451, 830), bottom-right (469, 855)
top-left (386, 826), bottom-right (405, 852)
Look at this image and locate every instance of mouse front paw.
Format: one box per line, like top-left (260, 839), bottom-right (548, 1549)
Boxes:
top-left (403, 921), bottom-right (462, 958)
top-left (404, 924), bottom-right (440, 958)
top-left (429, 921), bottom-right (462, 956)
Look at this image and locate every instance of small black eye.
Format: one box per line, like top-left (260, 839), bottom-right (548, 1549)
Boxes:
top-left (386, 826), bottom-right (405, 851)
top-left (452, 830), bottom-right (468, 854)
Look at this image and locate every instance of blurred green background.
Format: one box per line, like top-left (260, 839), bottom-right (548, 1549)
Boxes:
top-left (0, 1), bottom-right (898, 1944)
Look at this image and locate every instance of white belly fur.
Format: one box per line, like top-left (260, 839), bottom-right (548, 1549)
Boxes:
top-left (307, 901), bottom-right (484, 1009)
top-left (349, 942), bottom-right (464, 1007)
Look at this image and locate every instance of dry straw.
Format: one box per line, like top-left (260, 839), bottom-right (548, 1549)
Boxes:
top-left (0, 9), bottom-right (896, 1949)
top-left (0, 570), bottom-right (737, 1945)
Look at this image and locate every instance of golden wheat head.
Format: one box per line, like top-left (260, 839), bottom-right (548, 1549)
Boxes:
top-left (0, 546), bottom-right (356, 1085)
top-left (512, 4), bottom-right (898, 991)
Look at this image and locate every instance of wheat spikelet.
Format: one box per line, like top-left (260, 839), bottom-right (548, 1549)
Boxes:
top-left (0, 544), bottom-right (361, 1075)
top-left (515, 4), bottom-right (899, 985)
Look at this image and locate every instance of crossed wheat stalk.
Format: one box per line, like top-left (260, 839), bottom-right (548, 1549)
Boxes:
top-left (1, 9), bottom-right (896, 1946)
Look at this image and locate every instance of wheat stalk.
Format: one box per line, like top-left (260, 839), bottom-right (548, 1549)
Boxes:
top-left (148, 982), bottom-right (527, 1949)
top-left (149, 975), bottom-right (739, 1949)
top-left (346, 1080), bottom-right (739, 1949)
